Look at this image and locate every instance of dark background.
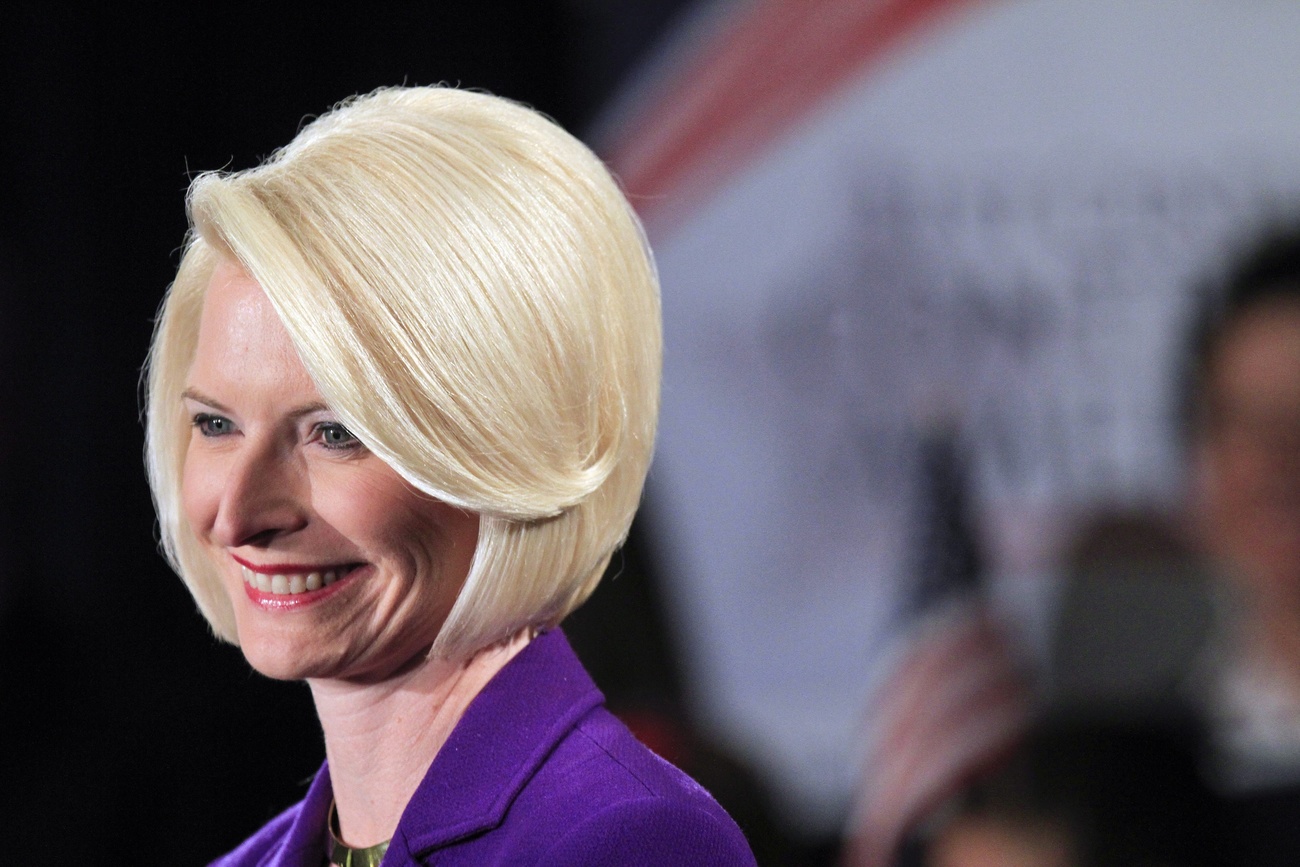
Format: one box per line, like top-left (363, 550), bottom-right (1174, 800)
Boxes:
top-left (0, 5), bottom-right (696, 863)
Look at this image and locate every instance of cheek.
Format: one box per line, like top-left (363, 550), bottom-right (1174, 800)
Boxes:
top-left (426, 505), bottom-right (480, 584)
top-left (310, 471), bottom-right (434, 560)
top-left (305, 465), bottom-right (479, 596)
top-left (367, 491), bottom-right (478, 586)
top-left (1196, 439), bottom-right (1251, 514)
top-left (180, 448), bottom-right (221, 536)
top-left (1190, 443), bottom-right (1242, 558)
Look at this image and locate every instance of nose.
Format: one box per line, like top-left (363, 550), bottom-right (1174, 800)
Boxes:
top-left (208, 438), bottom-right (310, 549)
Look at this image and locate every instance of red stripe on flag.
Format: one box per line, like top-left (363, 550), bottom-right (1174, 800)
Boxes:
top-left (845, 608), bottom-right (1030, 867)
top-left (605, 0), bottom-right (982, 229)
top-left (877, 616), bottom-right (1008, 752)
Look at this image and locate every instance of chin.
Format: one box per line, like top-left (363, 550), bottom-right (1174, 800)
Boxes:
top-left (235, 630), bottom-right (332, 682)
top-left (239, 645), bottom-right (309, 681)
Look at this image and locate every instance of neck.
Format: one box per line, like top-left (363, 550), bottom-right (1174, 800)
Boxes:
top-left (309, 630), bottom-right (531, 847)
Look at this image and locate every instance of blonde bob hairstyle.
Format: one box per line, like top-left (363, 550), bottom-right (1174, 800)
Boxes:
top-left (145, 86), bottom-right (661, 661)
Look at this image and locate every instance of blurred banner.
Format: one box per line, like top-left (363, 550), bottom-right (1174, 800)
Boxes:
top-left (599, 0), bottom-right (1300, 840)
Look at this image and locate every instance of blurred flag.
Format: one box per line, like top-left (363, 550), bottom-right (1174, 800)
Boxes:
top-left (603, 0), bottom-right (979, 232)
top-left (843, 423), bottom-right (1032, 866)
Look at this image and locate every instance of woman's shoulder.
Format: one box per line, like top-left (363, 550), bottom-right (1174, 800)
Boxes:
top-left (385, 631), bottom-right (756, 864)
top-left (205, 766), bottom-right (332, 867)
top-left (509, 705), bottom-right (757, 864)
top-left (206, 801), bottom-right (304, 867)
top-left (534, 788), bottom-right (757, 866)
top-left (562, 705), bottom-right (722, 802)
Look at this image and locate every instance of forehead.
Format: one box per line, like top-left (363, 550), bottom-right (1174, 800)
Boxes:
top-left (188, 259), bottom-right (316, 395)
top-left (1209, 297), bottom-right (1300, 401)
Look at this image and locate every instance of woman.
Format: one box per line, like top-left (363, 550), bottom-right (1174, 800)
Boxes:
top-left (144, 86), bottom-right (755, 866)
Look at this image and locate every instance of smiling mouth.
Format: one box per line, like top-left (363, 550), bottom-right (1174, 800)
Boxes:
top-left (239, 564), bottom-right (360, 596)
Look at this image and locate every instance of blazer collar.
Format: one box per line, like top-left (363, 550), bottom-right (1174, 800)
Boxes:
top-left (262, 762), bottom-right (333, 867)
top-left (390, 628), bottom-right (602, 858)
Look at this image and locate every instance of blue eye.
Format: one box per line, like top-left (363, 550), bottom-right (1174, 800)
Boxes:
top-left (317, 422), bottom-right (359, 450)
top-left (193, 413), bottom-right (234, 437)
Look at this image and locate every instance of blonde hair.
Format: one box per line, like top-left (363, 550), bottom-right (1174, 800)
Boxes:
top-left (145, 87), bottom-right (661, 660)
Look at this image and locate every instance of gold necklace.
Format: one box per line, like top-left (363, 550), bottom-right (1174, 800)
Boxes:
top-left (327, 800), bottom-right (391, 867)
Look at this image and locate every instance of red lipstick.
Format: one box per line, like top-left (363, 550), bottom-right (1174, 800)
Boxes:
top-left (232, 555), bottom-right (366, 611)
top-left (232, 555), bottom-right (355, 575)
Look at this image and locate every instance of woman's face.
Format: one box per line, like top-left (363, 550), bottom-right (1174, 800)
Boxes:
top-left (180, 259), bottom-right (479, 682)
top-left (1194, 297), bottom-right (1300, 608)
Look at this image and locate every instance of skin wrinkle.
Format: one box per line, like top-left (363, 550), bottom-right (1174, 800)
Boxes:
top-left (311, 632), bottom-right (529, 846)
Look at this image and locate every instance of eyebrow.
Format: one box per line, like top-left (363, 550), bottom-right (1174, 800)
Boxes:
top-left (181, 388), bottom-right (231, 413)
top-left (180, 388), bottom-right (331, 419)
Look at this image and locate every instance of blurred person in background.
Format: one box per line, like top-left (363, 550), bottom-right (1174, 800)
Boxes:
top-left (1185, 227), bottom-right (1300, 864)
top-left (920, 718), bottom-right (1218, 867)
top-left (921, 227), bottom-right (1300, 867)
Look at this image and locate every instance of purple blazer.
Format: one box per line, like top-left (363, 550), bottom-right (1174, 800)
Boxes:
top-left (211, 629), bottom-right (756, 866)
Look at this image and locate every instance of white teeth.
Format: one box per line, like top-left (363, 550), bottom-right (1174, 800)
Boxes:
top-left (240, 564), bottom-right (350, 595)
top-left (237, 566), bottom-right (351, 592)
